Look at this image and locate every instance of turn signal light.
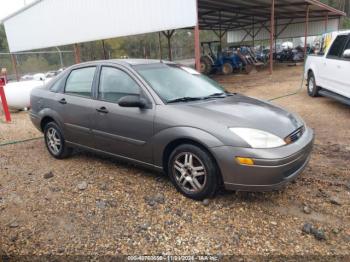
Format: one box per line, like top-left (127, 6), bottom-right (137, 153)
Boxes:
top-left (236, 157), bottom-right (255, 166)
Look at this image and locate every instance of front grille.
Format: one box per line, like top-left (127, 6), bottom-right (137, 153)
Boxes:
top-left (285, 126), bottom-right (305, 144)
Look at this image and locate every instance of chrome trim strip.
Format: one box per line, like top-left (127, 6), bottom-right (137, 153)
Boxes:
top-left (92, 129), bottom-right (145, 146)
top-left (65, 123), bottom-right (90, 133)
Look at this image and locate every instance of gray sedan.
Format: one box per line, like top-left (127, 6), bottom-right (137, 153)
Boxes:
top-left (30, 59), bottom-right (314, 200)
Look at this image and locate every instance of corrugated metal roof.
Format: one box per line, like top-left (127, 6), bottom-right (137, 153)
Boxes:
top-left (227, 18), bottom-right (339, 43)
top-left (3, 0), bottom-right (197, 52)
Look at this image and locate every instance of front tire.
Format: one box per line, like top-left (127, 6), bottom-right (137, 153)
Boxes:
top-left (243, 64), bottom-right (254, 74)
top-left (44, 122), bottom-right (72, 159)
top-left (307, 72), bottom-right (319, 97)
top-left (168, 144), bottom-right (219, 200)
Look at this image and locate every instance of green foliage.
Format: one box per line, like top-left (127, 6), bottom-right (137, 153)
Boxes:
top-left (107, 38), bottom-right (127, 58)
top-left (0, 57), bottom-right (12, 74)
top-left (18, 56), bottom-right (56, 74)
top-left (319, 0), bottom-right (341, 9)
top-left (0, 24), bottom-right (9, 51)
top-left (319, 0), bottom-right (350, 28)
top-left (77, 30), bottom-right (218, 62)
top-left (342, 18), bottom-right (350, 28)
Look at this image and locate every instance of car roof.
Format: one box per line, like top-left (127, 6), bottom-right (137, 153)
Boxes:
top-left (72, 59), bottom-right (174, 68)
top-left (115, 59), bottom-right (168, 66)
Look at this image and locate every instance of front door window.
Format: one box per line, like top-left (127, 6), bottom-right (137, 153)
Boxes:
top-left (98, 67), bottom-right (140, 102)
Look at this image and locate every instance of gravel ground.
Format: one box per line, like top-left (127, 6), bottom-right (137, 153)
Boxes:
top-left (0, 64), bottom-right (349, 259)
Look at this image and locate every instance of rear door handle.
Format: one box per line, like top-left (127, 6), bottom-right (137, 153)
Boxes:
top-left (59, 98), bottom-right (67, 104)
top-left (96, 107), bottom-right (109, 114)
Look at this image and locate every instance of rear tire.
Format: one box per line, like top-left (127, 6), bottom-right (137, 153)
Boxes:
top-left (168, 144), bottom-right (219, 200)
top-left (307, 72), bottom-right (319, 97)
top-left (222, 63), bottom-right (233, 75)
top-left (200, 56), bottom-right (213, 75)
top-left (44, 122), bottom-right (72, 159)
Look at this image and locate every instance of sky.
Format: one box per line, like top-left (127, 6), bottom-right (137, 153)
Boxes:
top-left (0, 0), bottom-right (36, 20)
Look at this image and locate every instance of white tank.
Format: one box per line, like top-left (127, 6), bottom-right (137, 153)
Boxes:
top-left (3, 79), bottom-right (51, 110)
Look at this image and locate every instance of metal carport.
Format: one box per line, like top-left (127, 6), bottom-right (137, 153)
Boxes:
top-left (1, 0), bottom-right (346, 79)
top-left (197, 0), bottom-right (346, 73)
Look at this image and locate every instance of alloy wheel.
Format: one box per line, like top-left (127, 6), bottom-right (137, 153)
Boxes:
top-left (46, 127), bottom-right (61, 155)
top-left (172, 152), bottom-right (207, 193)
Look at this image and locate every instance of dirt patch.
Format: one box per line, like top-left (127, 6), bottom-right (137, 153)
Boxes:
top-left (0, 111), bottom-right (41, 143)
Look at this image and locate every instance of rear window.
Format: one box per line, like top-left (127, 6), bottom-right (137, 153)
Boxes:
top-left (327, 35), bottom-right (348, 58)
top-left (49, 76), bottom-right (65, 92)
top-left (65, 67), bottom-right (96, 98)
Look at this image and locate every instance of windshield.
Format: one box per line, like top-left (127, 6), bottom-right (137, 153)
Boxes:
top-left (134, 64), bottom-right (225, 103)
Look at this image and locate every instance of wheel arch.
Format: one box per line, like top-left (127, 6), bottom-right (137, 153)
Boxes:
top-left (40, 116), bottom-right (56, 131)
top-left (38, 109), bottom-right (65, 133)
top-left (306, 63), bottom-right (319, 87)
top-left (161, 138), bottom-right (224, 185)
top-left (307, 68), bottom-right (314, 77)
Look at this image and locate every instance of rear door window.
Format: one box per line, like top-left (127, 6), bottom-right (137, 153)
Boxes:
top-left (65, 67), bottom-right (96, 98)
top-left (327, 35), bottom-right (348, 58)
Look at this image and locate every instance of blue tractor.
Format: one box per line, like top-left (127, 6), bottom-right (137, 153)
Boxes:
top-left (228, 45), bottom-right (264, 72)
top-left (200, 41), bottom-right (243, 75)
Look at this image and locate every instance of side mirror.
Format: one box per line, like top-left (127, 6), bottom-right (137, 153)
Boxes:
top-left (343, 49), bottom-right (350, 59)
top-left (118, 95), bottom-right (147, 108)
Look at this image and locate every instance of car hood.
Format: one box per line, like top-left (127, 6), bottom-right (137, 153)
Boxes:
top-left (184, 95), bottom-right (303, 138)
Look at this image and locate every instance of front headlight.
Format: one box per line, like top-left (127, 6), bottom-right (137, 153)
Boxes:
top-left (229, 128), bottom-right (286, 149)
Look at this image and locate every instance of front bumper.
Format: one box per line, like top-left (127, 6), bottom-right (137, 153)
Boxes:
top-left (211, 127), bottom-right (314, 191)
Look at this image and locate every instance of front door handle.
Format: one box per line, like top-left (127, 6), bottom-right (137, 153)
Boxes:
top-left (96, 107), bottom-right (109, 114)
top-left (59, 98), bottom-right (67, 104)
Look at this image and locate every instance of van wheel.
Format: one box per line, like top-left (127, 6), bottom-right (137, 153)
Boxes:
top-left (44, 122), bottom-right (72, 159)
top-left (168, 144), bottom-right (219, 200)
top-left (307, 72), bottom-right (319, 97)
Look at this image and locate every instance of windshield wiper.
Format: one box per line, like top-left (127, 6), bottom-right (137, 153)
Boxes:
top-left (225, 91), bottom-right (236, 96)
top-left (202, 92), bottom-right (227, 99)
top-left (167, 92), bottom-right (233, 104)
top-left (167, 97), bottom-right (203, 104)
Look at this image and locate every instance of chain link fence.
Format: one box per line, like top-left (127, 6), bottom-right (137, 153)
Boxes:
top-left (0, 50), bottom-right (75, 82)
